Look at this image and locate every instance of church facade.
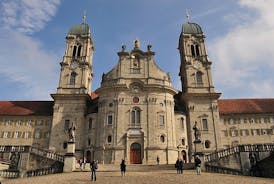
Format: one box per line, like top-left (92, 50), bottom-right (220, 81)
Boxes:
top-left (1, 19), bottom-right (274, 167)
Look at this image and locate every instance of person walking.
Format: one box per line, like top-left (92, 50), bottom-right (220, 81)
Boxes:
top-left (120, 159), bottom-right (126, 176)
top-left (90, 160), bottom-right (98, 181)
top-left (194, 155), bottom-right (202, 175)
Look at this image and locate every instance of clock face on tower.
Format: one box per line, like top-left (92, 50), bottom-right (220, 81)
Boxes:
top-left (193, 60), bottom-right (202, 69)
top-left (71, 62), bottom-right (78, 69)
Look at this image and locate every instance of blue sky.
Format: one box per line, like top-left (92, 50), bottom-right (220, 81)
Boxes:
top-left (0, 0), bottom-right (274, 100)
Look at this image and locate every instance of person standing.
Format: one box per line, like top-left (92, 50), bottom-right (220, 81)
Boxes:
top-left (156, 155), bottom-right (160, 165)
top-left (120, 159), bottom-right (126, 176)
top-left (83, 157), bottom-right (87, 170)
top-left (90, 160), bottom-right (98, 181)
top-left (175, 158), bottom-right (180, 174)
top-left (178, 159), bottom-right (184, 174)
top-left (194, 155), bottom-right (202, 175)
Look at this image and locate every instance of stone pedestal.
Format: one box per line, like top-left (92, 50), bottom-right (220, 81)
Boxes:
top-left (63, 141), bottom-right (76, 173)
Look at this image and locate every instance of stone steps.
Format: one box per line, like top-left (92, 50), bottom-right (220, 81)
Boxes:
top-left (78, 163), bottom-right (195, 172)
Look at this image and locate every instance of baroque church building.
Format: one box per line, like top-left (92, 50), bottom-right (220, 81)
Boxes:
top-left (1, 19), bottom-right (274, 168)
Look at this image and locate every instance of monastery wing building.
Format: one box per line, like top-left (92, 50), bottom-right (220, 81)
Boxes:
top-left (0, 19), bottom-right (274, 168)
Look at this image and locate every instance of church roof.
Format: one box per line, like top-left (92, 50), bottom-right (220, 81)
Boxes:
top-left (182, 22), bottom-right (203, 34)
top-left (68, 23), bottom-right (90, 35)
top-left (218, 99), bottom-right (274, 115)
top-left (0, 101), bottom-right (53, 116)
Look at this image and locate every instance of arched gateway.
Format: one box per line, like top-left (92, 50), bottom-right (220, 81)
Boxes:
top-left (130, 142), bottom-right (142, 164)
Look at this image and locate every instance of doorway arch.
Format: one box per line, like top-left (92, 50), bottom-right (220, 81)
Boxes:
top-left (181, 150), bottom-right (187, 163)
top-left (130, 142), bottom-right (142, 164)
top-left (86, 150), bottom-right (91, 163)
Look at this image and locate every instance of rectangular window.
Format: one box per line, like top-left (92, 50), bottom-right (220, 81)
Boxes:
top-left (241, 129), bottom-right (248, 136)
top-left (231, 130), bottom-right (238, 137)
top-left (108, 115), bottom-right (113, 125)
top-left (202, 119), bottom-right (208, 131)
top-left (159, 115), bottom-right (165, 127)
top-left (35, 131), bottom-right (41, 139)
top-left (252, 129), bottom-right (259, 136)
top-left (13, 131), bottom-right (19, 139)
top-left (3, 132), bottom-right (9, 138)
top-left (36, 120), bottom-right (43, 126)
top-left (64, 120), bottom-right (70, 131)
top-left (24, 132), bottom-right (30, 139)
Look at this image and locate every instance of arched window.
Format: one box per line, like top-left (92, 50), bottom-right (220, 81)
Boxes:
top-left (131, 107), bottom-right (141, 126)
top-left (77, 45), bottom-right (81, 57)
top-left (180, 118), bottom-right (184, 129)
top-left (181, 138), bottom-right (185, 145)
top-left (107, 135), bottom-right (112, 143)
top-left (195, 45), bottom-right (200, 56)
top-left (160, 135), bottom-right (165, 143)
top-left (191, 45), bottom-right (195, 56)
top-left (196, 71), bottom-right (203, 85)
top-left (72, 46), bottom-right (77, 57)
top-left (70, 72), bottom-right (77, 85)
top-left (191, 44), bottom-right (200, 57)
top-left (205, 140), bottom-right (211, 148)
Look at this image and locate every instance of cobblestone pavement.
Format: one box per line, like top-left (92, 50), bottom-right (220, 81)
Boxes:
top-left (1, 170), bottom-right (274, 184)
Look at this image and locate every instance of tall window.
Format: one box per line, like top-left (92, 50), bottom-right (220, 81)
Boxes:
top-left (196, 71), bottom-right (203, 85)
top-left (24, 132), bottom-right (30, 139)
top-left (70, 72), bottom-right (77, 85)
top-left (160, 135), bottom-right (165, 143)
top-left (107, 115), bottom-right (113, 126)
top-left (72, 45), bottom-right (82, 58)
top-left (88, 118), bottom-right (93, 130)
top-left (72, 46), bottom-right (77, 57)
top-left (35, 130), bottom-right (41, 139)
top-left (77, 45), bottom-right (82, 57)
top-left (191, 44), bottom-right (200, 57)
top-left (180, 118), bottom-right (184, 129)
top-left (159, 115), bottom-right (165, 127)
top-left (107, 135), bottom-right (112, 143)
top-left (131, 108), bottom-right (141, 126)
top-left (202, 119), bottom-right (208, 131)
top-left (64, 120), bottom-right (70, 131)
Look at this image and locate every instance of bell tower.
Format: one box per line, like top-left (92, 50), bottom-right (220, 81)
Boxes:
top-left (178, 18), bottom-right (221, 158)
top-left (57, 19), bottom-right (93, 94)
top-left (49, 16), bottom-right (94, 155)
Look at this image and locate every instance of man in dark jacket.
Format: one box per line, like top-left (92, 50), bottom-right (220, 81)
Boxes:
top-left (90, 160), bottom-right (98, 181)
top-left (194, 156), bottom-right (201, 175)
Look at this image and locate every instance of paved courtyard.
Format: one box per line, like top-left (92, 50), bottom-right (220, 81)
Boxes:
top-left (1, 169), bottom-right (274, 184)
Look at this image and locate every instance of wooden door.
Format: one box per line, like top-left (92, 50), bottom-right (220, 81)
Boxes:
top-left (130, 143), bottom-right (141, 164)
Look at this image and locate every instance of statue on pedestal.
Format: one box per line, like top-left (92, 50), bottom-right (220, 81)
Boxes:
top-left (68, 123), bottom-right (76, 142)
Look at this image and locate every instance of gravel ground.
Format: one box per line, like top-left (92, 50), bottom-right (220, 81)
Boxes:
top-left (1, 170), bottom-right (274, 184)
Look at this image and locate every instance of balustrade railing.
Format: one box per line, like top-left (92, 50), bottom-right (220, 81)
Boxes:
top-left (205, 143), bottom-right (274, 162)
top-left (26, 166), bottom-right (63, 177)
top-left (30, 147), bottom-right (64, 163)
top-left (205, 164), bottom-right (242, 175)
top-left (0, 170), bottom-right (19, 178)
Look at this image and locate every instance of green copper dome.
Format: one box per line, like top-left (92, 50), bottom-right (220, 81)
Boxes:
top-left (182, 22), bottom-right (203, 34)
top-left (68, 23), bottom-right (90, 35)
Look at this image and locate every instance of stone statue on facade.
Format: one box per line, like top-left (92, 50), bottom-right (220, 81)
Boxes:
top-left (68, 123), bottom-right (76, 142)
top-left (193, 121), bottom-right (201, 142)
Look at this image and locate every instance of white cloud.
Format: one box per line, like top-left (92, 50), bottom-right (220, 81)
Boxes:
top-left (0, 0), bottom-right (61, 34)
top-left (209, 0), bottom-right (274, 98)
top-left (0, 0), bottom-right (61, 99)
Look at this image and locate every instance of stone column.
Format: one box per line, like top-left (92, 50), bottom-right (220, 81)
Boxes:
top-left (63, 141), bottom-right (76, 172)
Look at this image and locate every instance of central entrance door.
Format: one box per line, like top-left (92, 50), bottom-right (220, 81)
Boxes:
top-left (130, 142), bottom-right (141, 164)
